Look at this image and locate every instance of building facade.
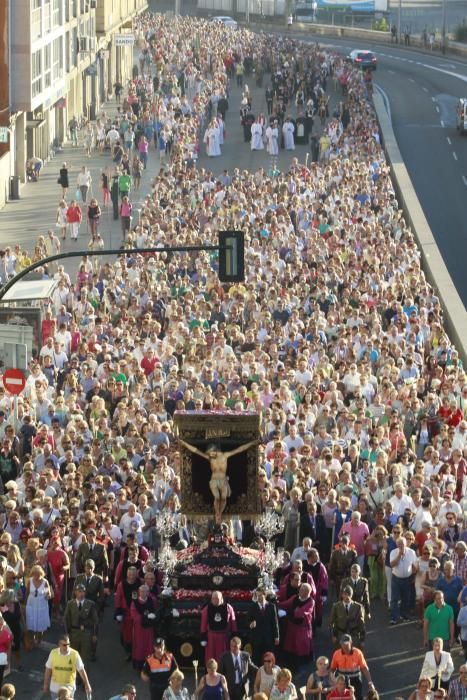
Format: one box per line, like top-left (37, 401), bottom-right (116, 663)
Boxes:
top-left (0, 0), bottom-right (10, 208)
top-left (2, 0), bottom-right (147, 204)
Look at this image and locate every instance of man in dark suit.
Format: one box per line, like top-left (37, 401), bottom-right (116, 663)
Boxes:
top-left (340, 564), bottom-right (371, 619)
top-left (247, 587), bottom-right (280, 665)
top-left (219, 637), bottom-right (258, 700)
top-left (330, 585), bottom-right (366, 649)
top-left (76, 528), bottom-right (109, 581)
top-left (74, 558), bottom-right (105, 616)
top-left (299, 499), bottom-right (326, 552)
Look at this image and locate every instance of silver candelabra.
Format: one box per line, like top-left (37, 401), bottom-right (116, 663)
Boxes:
top-left (255, 510), bottom-right (285, 587)
top-left (154, 510), bottom-right (179, 588)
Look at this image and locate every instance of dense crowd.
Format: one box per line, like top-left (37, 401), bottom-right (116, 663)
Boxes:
top-left (0, 9), bottom-right (466, 700)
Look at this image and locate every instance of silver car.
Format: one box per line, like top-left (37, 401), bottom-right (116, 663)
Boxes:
top-left (211, 16), bottom-right (238, 28)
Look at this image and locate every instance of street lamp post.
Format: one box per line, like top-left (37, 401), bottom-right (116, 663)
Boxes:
top-left (442, 0), bottom-right (447, 54)
top-left (397, 0), bottom-right (402, 43)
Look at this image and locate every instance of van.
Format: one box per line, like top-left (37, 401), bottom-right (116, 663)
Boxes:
top-left (456, 98), bottom-right (467, 134)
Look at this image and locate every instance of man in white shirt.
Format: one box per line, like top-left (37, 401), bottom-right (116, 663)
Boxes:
top-left (389, 537), bottom-right (417, 624)
top-left (50, 340), bottom-right (68, 370)
top-left (389, 483), bottom-right (413, 516)
top-left (284, 425), bottom-right (304, 452)
top-left (119, 503), bottom-right (144, 545)
top-left (291, 537), bottom-right (313, 562)
top-left (437, 489), bottom-right (462, 525)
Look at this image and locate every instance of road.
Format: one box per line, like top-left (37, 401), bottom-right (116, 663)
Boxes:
top-left (271, 31), bottom-right (467, 309)
top-left (3, 52), bottom-right (463, 699)
top-left (1, 13), bottom-right (465, 698)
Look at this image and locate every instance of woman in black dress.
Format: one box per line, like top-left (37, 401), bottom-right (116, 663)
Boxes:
top-left (58, 162), bottom-right (69, 198)
top-left (0, 589), bottom-right (23, 670)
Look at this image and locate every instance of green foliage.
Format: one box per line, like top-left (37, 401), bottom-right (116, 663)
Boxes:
top-left (454, 24), bottom-right (467, 43)
top-left (373, 17), bottom-right (389, 31)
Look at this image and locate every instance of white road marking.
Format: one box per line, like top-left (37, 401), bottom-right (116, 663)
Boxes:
top-left (453, 151), bottom-right (458, 160)
top-left (388, 69), bottom-right (395, 74)
top-left (408, 78), bottom-right (415, 83)
top-left (441, 120), bottom-right (445, 127)
top-left (422, 87), bottom-right (429, 92)
top-left (447, 136), bottom-right (452, 144)
top-left (463, 175), bottom-right (467, 186)
top-left (432, 96), bottom-right (437, 102)
top-left (436, 105), bottom-right (440, 112)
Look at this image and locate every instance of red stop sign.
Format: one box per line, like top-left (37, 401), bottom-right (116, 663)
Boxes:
top-left (2, 368), bottom-right (26, 395)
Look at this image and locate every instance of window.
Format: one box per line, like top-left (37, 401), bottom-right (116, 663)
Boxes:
top-left (32, 49), bottom-right (42, 98)
top-left (44, 0), bottom-right (51, 33)
top-left (65, 31), bottom-right (70, 73)
top-left (52, 0), bottom-right (61, 27)
top-left (44, 44), bottom-right (51, 88)
top-left (53, 37), bottom-right (62, 81)
top-left (32, 1), bottom-right (42, 40)
top-left (71, 27), bottom-right (78, 68)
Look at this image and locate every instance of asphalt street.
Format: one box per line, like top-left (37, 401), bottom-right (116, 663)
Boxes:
top-left (11, 593), bottom-right (455, 700)
top-left (1, 10), bottom-right (466, 697)
top-left (266, 29), bottom-right (467, 309)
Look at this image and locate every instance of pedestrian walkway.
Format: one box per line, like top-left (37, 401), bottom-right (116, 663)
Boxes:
top-left (0, 97), bottom-right (159, 277)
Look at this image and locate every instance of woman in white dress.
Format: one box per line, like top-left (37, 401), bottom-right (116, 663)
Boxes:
top-left (56, 200), bottom-right (68, 241)
top-left (26, 565), bottom-right (52, 647)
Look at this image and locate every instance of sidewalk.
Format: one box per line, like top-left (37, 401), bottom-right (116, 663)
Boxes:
top-left (0, 97), bottom-right (159, 278)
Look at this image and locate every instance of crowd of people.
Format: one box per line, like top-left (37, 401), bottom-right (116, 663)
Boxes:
top-left (0, 8), bottom-right (466, 700)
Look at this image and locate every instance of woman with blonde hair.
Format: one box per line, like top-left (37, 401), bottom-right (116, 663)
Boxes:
top-left (407, 677), bottom-right (433, 700)
top-left (162, 670), bottom-right (191, 700)
top-left (6, 545), bottom-right (24, 581)
top-left (23, 538), bottom-right (41, 582)
top-left (269, 669), bottom-right (297, 700)
top-left (196, 658), bottom-right (229, 700)
top-left (25, 564), bottom-right (51, 646)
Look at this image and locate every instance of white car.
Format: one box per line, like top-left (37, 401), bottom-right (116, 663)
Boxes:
top-left (210, 15), bottom-right (238, 28)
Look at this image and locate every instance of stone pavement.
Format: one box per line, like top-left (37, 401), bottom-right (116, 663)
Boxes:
top-left (0, 97), bottom-right (159, 279)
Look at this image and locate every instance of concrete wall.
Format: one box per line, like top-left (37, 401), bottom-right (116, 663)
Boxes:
top-left (374, 92), bottom-right (467, 363)
top-left (0, 155), bottom-right (11, 209)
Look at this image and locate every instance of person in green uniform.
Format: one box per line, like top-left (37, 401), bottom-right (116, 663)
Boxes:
top-left (64, 584), bottom-right (99, 663)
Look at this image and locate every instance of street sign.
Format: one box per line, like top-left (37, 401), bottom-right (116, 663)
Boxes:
top-left (2, 368), bottom-right (26, 395)
top-left (0, 128), bottom-right (8, 143)
top-left (115, 34), bottom-right (135, 46)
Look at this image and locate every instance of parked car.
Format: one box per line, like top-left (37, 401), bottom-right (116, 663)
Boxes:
top-left (456, 98), bottom-right (467, 134)
top-left (349, 49), bottom-right (377, 71)
top-left (210, 16), bottom-right (238, 28)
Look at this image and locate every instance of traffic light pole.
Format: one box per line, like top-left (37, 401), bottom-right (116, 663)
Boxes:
top-left (0, 241), bottom-right (238, 303)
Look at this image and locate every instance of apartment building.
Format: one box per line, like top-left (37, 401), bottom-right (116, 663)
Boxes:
top-left (0, 1), bottom-right (10, 207)
top-left (2, 0), bottom-right (147, 203)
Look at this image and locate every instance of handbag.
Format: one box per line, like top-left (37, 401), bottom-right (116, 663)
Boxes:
top-left (75, 188), bottom-right (82, 201)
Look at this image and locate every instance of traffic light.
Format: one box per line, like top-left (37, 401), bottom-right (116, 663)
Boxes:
top-left (218, 231), bottom-right (244, 283)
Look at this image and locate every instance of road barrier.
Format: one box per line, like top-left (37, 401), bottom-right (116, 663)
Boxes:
top-left (373, 91), bottom-right (467, 363)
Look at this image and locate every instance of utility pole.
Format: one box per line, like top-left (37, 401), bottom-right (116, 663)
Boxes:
top-left (397, 0), bottom-right (402, 43)
top-left (441, 0), bottom-right (447, 54)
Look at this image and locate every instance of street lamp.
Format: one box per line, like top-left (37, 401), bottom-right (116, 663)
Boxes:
top-left (442, 0), bottom-right (447, 54)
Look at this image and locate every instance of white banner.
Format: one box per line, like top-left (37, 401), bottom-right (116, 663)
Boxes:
top-left (115, 34), bottom-right (135, 46)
